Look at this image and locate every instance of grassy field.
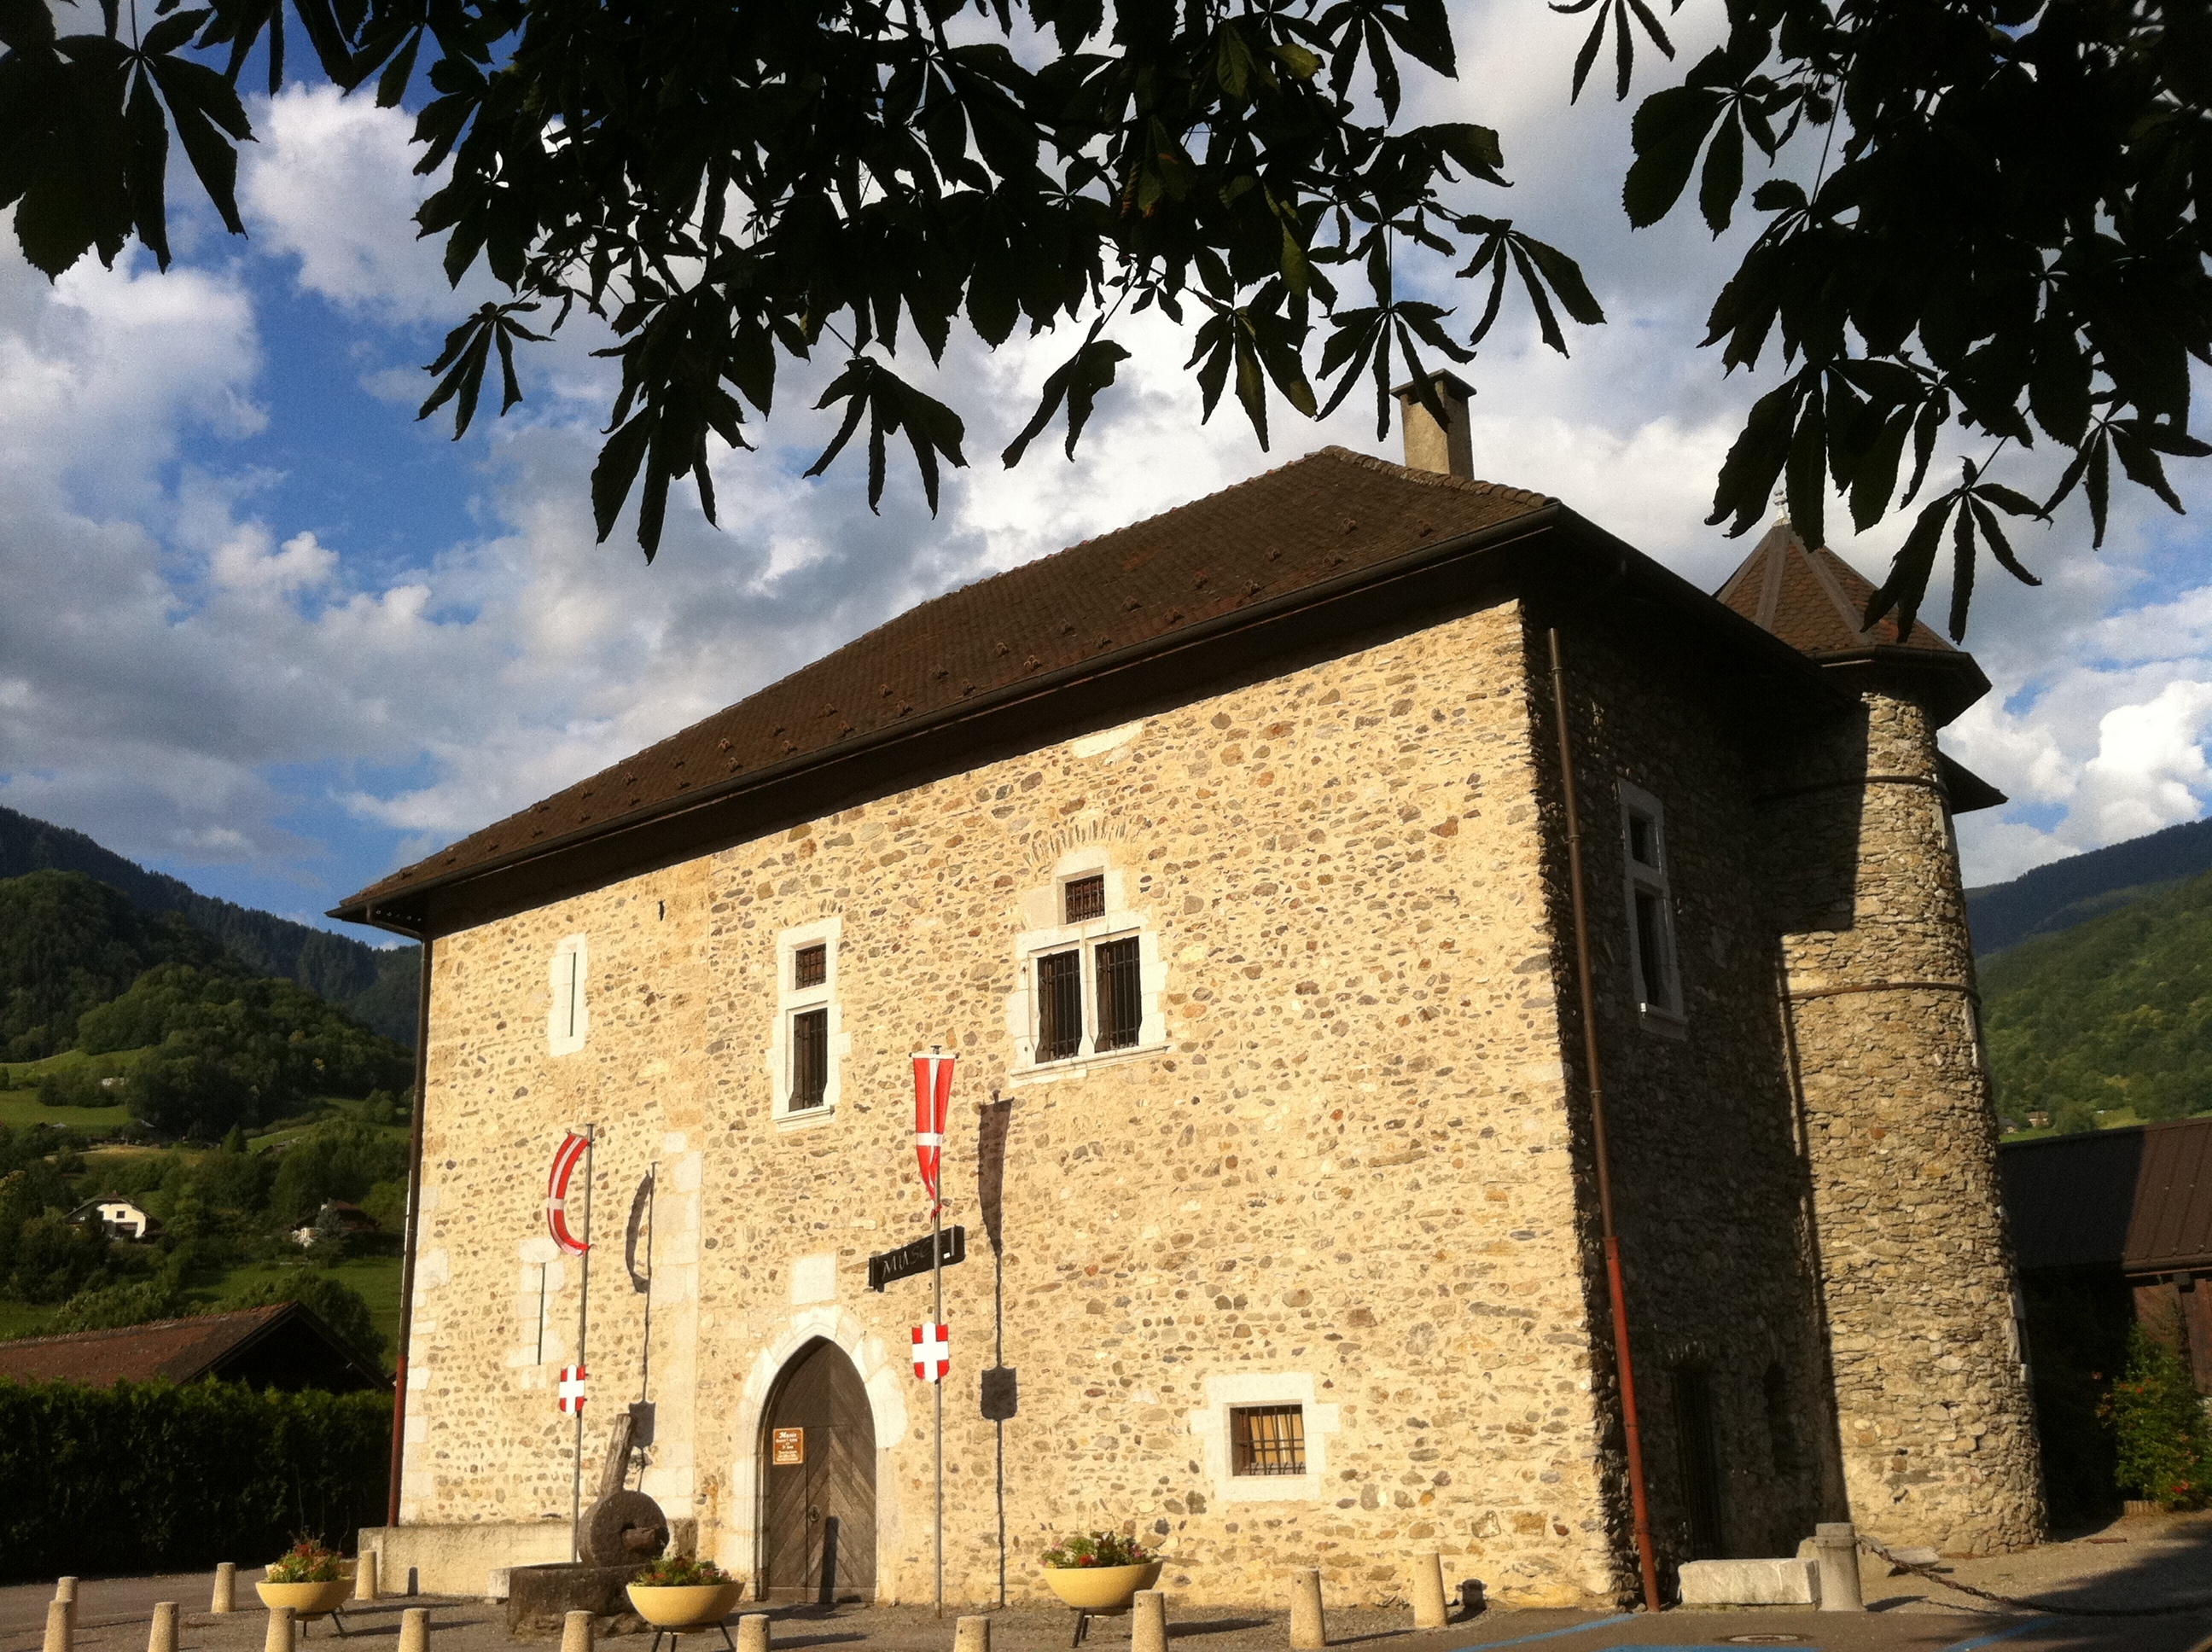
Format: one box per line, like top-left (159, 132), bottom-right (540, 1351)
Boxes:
top-left (190, 1254), bottom-right (406, 1354)
top-left (0, 1045), bottom-right (149, 1132)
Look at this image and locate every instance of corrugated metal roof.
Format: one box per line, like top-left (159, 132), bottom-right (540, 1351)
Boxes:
top-left (2000, 1115), bottom-right (2212, 1275)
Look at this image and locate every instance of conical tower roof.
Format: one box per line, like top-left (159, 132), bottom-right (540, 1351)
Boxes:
top-left (1714, 519), bottom-right (1989, 725)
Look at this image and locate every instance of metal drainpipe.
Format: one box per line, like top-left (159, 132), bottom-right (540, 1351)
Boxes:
top-left (386, 929), bottom-right (434, 1531)
top-left (1546, 627), bottom-right (1663, 1614)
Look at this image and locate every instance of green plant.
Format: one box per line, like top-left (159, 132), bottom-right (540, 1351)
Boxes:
top-left (1040, 1531), bottom-right (1155, 1569)
top-left (267, 1538), bottom-right (344, 1584)
top-left (2104, 1323), bottom-right (2207, 1509)
top-left (632, 1556), bottom-right (727, 1587)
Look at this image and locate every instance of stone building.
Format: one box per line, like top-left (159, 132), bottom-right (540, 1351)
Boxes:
top-left (339, 387), bottom-right (2042, 1609)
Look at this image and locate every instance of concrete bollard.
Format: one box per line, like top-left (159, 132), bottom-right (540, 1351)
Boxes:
top-left (55, 1580), bottom-right (78, 1605)
top-left (1132, 1591), bottom-right (1167, 1652)
top-left (43, 1599), bottom-right (70, 1652)
top-left (1408, 1552), bottom-right (1447, 1630)
top-left (736, 1616), bottom-right (772, 1652)
top-left (952, 1617), bottom-right (991, 1652)
top-left (1289, 1568), bottom-right (1325, 1650)
top-left (399, 1608), bottom-right (430, 1652)
top-left (212, 1563), bottom-right (238, 1614)
top-left (354, 1552), bottom-right (379, 1603)
top-left (406, 1569), bottom-right (420, 1600)
top-left (264, 1605), bottom-right (295, 1652)
top-left (1814, 1523), bottom-right (1864, 1613)
top-left (560, 1608), bottom-right (595, 1652)
top-left (149, 1604), bottom-right (179, 1652)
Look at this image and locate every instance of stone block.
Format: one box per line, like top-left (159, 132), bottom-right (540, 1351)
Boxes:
top-left (1676, 1558), bottom-right (1819, 1606)
top-left (505, 1566), bottom-right (649, 1640)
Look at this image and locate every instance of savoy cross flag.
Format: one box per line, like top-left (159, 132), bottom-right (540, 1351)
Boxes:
top-left (911, 1050), bottom-right (955, 1213)
top-left (911, 1323), bottom-right (950, 1383)
top-left (545, 1131), bottom-right (592, 1255)
top-left (557, 1364), bottom-right (588, 1413)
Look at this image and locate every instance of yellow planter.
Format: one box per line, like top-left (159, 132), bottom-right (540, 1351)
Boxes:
top-left (256, 1581), bottom-right (352, 1620)
top-left (625, 1583), bottom-right (745, 1630)
top-left (1041, 1562), bottom-right (1164, 1614)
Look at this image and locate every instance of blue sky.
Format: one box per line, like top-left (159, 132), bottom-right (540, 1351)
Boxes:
top-left (2, 0), bottom-right (2208, 945)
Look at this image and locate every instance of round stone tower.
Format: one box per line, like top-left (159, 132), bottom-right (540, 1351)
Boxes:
top-left (1719, 526), bottom-right (2044, 1555)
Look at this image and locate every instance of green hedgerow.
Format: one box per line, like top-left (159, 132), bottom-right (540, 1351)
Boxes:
top-left (2104, 1323), bottom-right (2207, 1509)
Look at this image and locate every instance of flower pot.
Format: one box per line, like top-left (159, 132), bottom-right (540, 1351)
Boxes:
top-left (256, 1581), bottom-right (352, 1620)
top-left (625, 1583), bottom-right (745, 1630)
top-left (1041, 1562), bottom-right (1164, 1614)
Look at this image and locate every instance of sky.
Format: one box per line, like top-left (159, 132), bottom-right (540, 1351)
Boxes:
top-left (2, 2), bottom-right (2209, 947)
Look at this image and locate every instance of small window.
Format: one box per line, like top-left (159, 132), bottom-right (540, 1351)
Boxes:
top-left (1619, 784), bottom-right (1682, 1019)
top-left (790, 1009), bottom-right (830, 1111)
top-left (1230, 1405), bottom-right (1307, 1476)
top-left (794, 943), bottom-right (827, 989)
top-left (548, 934), bottom-right (590, 1056)
top-left (1095, 936), bottom-right (1142, 1051)
top-left (1063, 874), bottom-right (1105, 923)
top-left (1037, 950), bottom-right (1083, 1061)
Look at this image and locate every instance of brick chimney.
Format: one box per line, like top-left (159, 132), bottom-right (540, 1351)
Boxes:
top-left (1393, 372), bottom-right (1474, 478)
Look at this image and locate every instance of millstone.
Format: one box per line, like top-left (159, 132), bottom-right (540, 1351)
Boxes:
top-left (580, 1489), bottom-right (669, 1567)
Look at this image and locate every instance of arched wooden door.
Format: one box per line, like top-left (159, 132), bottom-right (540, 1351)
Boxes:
top-left (760, 1339), bottom-right (877, 1602)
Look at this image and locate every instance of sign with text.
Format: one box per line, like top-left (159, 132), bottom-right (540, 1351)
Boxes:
top-left (771, 1428), bottom-right (804, 1466)
top-left (867, 1224), bottom-right (966, 1292)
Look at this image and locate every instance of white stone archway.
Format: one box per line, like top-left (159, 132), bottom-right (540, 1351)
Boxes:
top-left (719, 1306), bottom-right (910, 1594)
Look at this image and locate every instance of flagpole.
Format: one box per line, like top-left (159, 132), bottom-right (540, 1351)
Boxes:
top-left (571, 1124), bottom-right (596, 1560)
top-left (934, 1191), bottom-right (944, 1620)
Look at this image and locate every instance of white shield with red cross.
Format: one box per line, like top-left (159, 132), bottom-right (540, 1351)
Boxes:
top-left (911, 1323), bottom-right (949, 1383)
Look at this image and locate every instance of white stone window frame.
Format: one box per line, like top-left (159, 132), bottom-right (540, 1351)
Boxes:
top-left (767, 916), bottom-right (846, 1129)
top-left (547, 933), bottom-right (590, 1056)
top-left (1186, 1371), bottom-right (1341, 1504)
top-left (1619, 781), bottom-right (1685, 1030)
top-left (1005, 853), bottom-right (1167, 1084)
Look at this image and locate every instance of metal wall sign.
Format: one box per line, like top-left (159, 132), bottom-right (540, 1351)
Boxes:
top-left (771, 1427), bottom-right (804, 1466)
top-left (980, 1366), bottom-right (1018, 1421)
top-left (867, 1224), bottom-right (966, 1291)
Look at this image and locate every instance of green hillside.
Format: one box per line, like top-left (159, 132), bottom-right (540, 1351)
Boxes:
top-left (1981, 864), bottom-right (2212, 1131)
top-left (0, 806), bottom-right (419, 1044)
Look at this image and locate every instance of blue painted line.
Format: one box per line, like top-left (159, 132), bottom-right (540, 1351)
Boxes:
top-left (1447, 1615), bottom-right (1638, 1649)
top-left (1936, 1619), bottom-right (2052, 1652)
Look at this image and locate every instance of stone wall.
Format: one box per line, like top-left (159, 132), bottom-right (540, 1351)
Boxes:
top-left (1765, 689), bottom-right (2044, 1555)
top-left (402, 597), bottom-right (1633, 1611)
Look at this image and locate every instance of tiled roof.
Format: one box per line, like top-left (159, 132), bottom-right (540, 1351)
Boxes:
top-left (1715, 520), bottom-right (1957, 655)
top-left (338, 448), bottom-right (1551, 915)
top-left (0, 1305), bottom-right (290, 1387)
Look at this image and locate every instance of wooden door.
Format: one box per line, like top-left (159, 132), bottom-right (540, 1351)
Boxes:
top-left (760, 1340), bottom-right (877, 1602)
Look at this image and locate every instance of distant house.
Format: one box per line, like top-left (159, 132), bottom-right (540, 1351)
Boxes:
top-left (66, 1197), bottom-right (163, 1241)
top-left (2001, 1114), bottom-right (2212, 1390)
top-left (0, 1302), bottom-right (387, 1393)
top-left (290, 1200), bottom-right (380, 1248)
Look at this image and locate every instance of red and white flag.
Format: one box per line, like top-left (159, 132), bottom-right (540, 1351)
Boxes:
top-left (911, 1323), bottom-right (949, 1383)
top-left (546, 1131), bottom-right (592, 1255)
top-left (556, 1364), bottom-right (588, 1413)
top-left (911, 1051), bottom-right (955, 1212)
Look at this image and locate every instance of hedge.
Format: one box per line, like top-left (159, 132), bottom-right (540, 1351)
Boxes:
top-left (0, 1380), bottom-right (390, 1580)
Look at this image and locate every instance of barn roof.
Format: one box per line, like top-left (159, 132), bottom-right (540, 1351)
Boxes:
top-left (330, 447), bottom-right (1885, 938)
top-left (2000, 1114), bottom-right (2212, 1276)
top-left (0, 1303), bottom-right (387, 1392)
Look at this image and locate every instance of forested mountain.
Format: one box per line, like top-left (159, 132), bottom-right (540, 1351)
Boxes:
top-left (1966, 816), bottom-right (2212, 956)
top-left (1980, 865), bottom-right (2212, 1130)
top-left (0, 874), bottom-right (231, 1056)
top-left (0, 807), bottom-right (416, 1043)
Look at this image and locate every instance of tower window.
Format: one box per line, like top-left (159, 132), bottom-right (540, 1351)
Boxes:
top-left (771, 921), bottom-right (841, 1121)
top-left (794, 943), bottom-right (827, 988)
top-left (1063, 874), bottom-right (1106, 923)
top-left (789, 1008), bottom-right (830, 1111)
top-left (1037, 950), bottom-right (1084, 1061)
top-left (548, 934), bottom-right (590, 1056)
top-left (1095, 936), bottom-right (1142, 1050)
top-left (1230, 1405), bottom-right (1307, 1475)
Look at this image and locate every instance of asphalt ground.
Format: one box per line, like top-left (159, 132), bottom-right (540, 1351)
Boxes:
top-left (4, 1515), bottom-right (2205, 1652)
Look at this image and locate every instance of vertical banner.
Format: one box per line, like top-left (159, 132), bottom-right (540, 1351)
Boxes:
top-left (911, 1050), bottom-right (956, 1212)
top-left (546, 1132), bottom-right (593, 1254)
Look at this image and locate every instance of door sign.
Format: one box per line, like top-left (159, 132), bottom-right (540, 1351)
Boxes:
top-left (771, 1427), bottom-right (805, 1466)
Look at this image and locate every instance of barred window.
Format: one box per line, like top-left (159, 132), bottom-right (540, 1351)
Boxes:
top-left (794, 943), bottom-right (827, 988)
top-left (1037, 950), bottom-right (1084, 1061)
top-left (1230, 1405), bottom-right (1307, 1476)
top-left (1620, 783), bottom-right (1682, 1019)
top-left (1063, 874), bottom-right (1105, 923)
top-left (1095, 936), bottom-right (1142, 1051)
top-left (790, 1009), bottom-right (830, 1110)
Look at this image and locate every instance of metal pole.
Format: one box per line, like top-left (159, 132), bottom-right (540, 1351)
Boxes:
top-left (1546, 628), bottom-right (1662, 1615)
top-left (933, 1198), bottom-right (945, 1619)
top-left (572, 1125), bottom-right (597, 1561)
